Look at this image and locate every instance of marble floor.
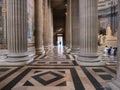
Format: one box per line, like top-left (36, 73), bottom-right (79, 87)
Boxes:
top-left (0, 46), bottom-right (117, 90)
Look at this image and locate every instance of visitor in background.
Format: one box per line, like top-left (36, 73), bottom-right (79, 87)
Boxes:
top-left (108, 46), bottom-right (112, 55)
top-left (114, 47), bottom-right (117, 56)
top-left (104, 46), bottom-right (109, 56)
top-left (59, 41), bottom-right (61, 45)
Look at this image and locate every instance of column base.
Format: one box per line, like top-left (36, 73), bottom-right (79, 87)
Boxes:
top-left (7, 53), bottom-right (28, 58)
top-left (71, 48), bottom-right (80, 54)
top-left (77, 56), bottom-right (100, 62)
top-left (105, 78), bottom-right (120, 90)
top-left (78, 52), bottom-right (99, 62)
top-left (65, 46), bottom-right (69, 49)
top-left (44, 46), bottom-right (50, 51)
top-left (76, 60), bottom-right (105, 66)
top-left (65, 48), bottom-right (71, 54)
top-left (75, 54), bottom-right (105, 66)
top-left (0, 53), bottom-right (34, 66)
top-left (44, 45), bottom-right (54, 53)
top-left (0, 56), bottom-right (34, 66)
top-left (36, 47), bottom-right (45, 55)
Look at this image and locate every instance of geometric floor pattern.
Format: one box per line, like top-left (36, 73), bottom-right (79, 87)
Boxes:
top-left (0, 47), bottom-right (117, 90)
top-left (32, 60), bottom-right (76, 66)
top-left (0, 65), bottom-right (117, 90)
top-left (100, 55), bottom-right (118, 65)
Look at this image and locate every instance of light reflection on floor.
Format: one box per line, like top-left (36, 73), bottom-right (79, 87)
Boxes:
top-left (57, 44), bottom-right (64, 55)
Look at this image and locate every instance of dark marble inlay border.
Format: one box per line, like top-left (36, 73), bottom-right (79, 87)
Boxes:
top-left (34, 71), bottom-right (42, 73)
top-left (1, 68), bottom-right (31, 90)
top-left (49, 62), bottom-right (57, 64)
top-left (72, 61), bottom-right (78, 66)
top-left (34, 55), bottom-right (39, 59)
top-left (56, 81), bottom-right (66, 86)
top-left (105, 66), bottom-right (116, 74)
top-left (38, 62), bottom-right (45, 64)
top-left (93, 69), bottom-right (105, 72)
top-left (32, 71), bottom-right (65, 86)
top-left (99, 75), bottom-right (113, 80)
top-left (81, 67), bottom-right (104, 90)
top-left (1, 67), bottom-right (72, 90)
top-left (1, 66), bottom-right (107, 90)
top-left (58, 71), bottom-right (65, 74)
top-left (1, 67), bottom-right (85, 90)
top-left (70, 68), bottom-right (85, 90)
top-left (32, 61), bottom-right (78, 66)
top-left (66, 55), bottom-right (70, 59)
top-left (23, 81), bottom-right (34, 86)
top-left (0, 68), bottom-right (10, 72)
top-left (31, 63), bottom-right (75, 66)
top-left (61, 62), bottom-right (69, 64)
top-left (0, 67), bottom-right (22, 82)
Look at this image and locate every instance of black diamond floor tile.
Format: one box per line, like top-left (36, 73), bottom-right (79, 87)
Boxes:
top-left (32, 71), bottom-right (65, 86)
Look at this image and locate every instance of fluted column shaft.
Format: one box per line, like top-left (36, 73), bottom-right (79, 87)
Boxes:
top-left (48, 0), bottom-right (53, 49)
top-left (79, 0), bottom-right (98, 57)
top-left (2, 0), bottom-right (7, 48)
top-left (71, 0), bottom-right (80, 52)
top-left (7, 0), bottom-right (28, 57)
top-left (43, 0), bottom-right (53, 51)
top-left (65, 0), bottom-right (72, 48)
top-left (35, 0), bottom-right (45, 54)
top-left (43, 0), bottom-right (49, 51)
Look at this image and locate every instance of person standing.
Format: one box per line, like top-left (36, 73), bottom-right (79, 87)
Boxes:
top-left (108, 46), bottom-right (112, 55)
top-left (104, 46), bottom-right (109, 56)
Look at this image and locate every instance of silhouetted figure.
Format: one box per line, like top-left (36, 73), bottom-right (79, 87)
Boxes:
top-left (59, 41), bottom-right (61, 45)
top-left (114, 47), bottom-right (117, 56)
top-left (110, 47), bottom-right (114, 55)
top-left (104, 46), bottom-right (109, 55)
top-left (98, 40), bottom-right (100, 46)
top-left (108, 46), bottom-right (112, 55)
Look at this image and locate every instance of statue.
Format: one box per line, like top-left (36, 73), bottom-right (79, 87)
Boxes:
top-left (105, 25), bottom-right (117, 47)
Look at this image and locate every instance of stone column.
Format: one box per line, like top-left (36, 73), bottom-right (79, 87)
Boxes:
top-left (43, 0), bottom-right (49, 51)
top-left (6, 0), bottom-right (33, 64)
top-left (2, 0), bottom-right (7, 49)
top-left (78, 0), bottom-right (99, 62)
top-left (35, 0), bottom-right (45, 55)
top-left (43, 0), bottom-right (53, 52)
top-left (48, 0), bottom-right (53, 49)
top-left (71, 0), bottom-right (80, 53)
top-left (65, 0), bottom-right (72, 49)
top-left (105, 2), bottom-right (120, 89)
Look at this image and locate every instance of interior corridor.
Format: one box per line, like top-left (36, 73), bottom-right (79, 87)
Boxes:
top-left (0, 0), bottom-right (120, 90)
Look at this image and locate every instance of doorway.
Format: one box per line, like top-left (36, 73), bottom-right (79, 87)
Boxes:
top-left (57, 34), bottom-right (63, 46)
